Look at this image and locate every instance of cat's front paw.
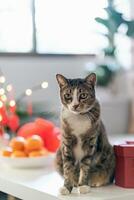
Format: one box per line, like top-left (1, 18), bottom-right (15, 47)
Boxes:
top-left (78, 185), bottom-right (90, 194)
top-left (59, 186), bottom-right (70, 195)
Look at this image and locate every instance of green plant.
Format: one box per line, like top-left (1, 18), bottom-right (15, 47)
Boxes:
top-left (92, 0), bottom-right (134, 87)
top-left (95, 0), bottom-right (134, 57)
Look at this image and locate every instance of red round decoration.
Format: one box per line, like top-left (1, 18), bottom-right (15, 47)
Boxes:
top-left (17, 122), bottom-right (39, 139)
top-left (35, 118), bottom-right (54, 135)
top-left (17, 118), bottom-right (61, 152)
top-left (44, 127), bottom-right (61, 152)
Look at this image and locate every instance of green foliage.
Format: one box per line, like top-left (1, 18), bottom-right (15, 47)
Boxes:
top-left (95, 64), bottom-right (115, 86)
top-left (126, 20), bottom-right (134, 37)
top-left (92, 0), bottom-right (134, 87)
top-left (95, 0), bottom-right (134, 57)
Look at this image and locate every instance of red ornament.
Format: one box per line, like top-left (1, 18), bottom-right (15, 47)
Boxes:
top-left (17, 118), bottom-right (61, 152)
top-left (8, 114), bottom-right (20, 132)
top-left (35, 118), bottom-right (54, 138)
top-left (0, 105), bottom-right (8, 126)
top-left (0, 126), bottom-right (4, 136)
top-left (44, 127), bottom-right (61, 152)
top-left (1, 114), bottom-right (8, 126)
top-left (18, 122), bottom-right (39, 139)
top-left (9, 104), bottom-right (16, 113)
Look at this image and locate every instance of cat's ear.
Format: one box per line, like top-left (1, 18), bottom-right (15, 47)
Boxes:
top-left (56, 74), bottom-right (68, 88)
top-left (85, 73), bottom-right (96, 85)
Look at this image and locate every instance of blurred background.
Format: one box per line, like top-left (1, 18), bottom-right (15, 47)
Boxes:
top-left (0, 0), bottom-right (134, 137)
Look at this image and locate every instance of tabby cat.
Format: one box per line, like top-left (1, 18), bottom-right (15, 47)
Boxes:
top-left (55, 73), bottom-right (115, 195)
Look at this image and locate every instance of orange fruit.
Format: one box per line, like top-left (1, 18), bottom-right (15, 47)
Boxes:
top-left (29, 150), bottom-right (44, 157)
top-left (11, 150), bottom-right (27, 158)
top-left (9, 136), bottom-right (25, 151)
top-left (41, 148), bottom-right (49, 156)
top-left (1, 147), bottom-right (13, 157)
top-left (29, 149), bottom-right (48, 157)
top-left (25, 135), bottom-right (44, 152)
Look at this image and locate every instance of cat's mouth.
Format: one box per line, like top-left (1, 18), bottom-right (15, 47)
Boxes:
top-left (68, 104), bottom-right (93, 115)
top-left (69, 106), bottom-right (87, 114)
top-left (70, 109), bottom-right (80, 114)
top-left (68, 105), bottom-right (81, 114)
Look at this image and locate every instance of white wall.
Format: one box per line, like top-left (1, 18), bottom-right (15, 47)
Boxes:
top-left (0, 55), bottom-right (129, 135)
top-left (0, 55), bottom-right (92, 110)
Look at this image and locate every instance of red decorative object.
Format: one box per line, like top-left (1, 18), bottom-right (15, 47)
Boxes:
top-left (0, 126), bottom-right (4, 136)
top-left (17, 118), bottom-right (61, 152)
top-left (0, 105), bottom-right (8, 126)
top-left (8, 114), bottom-right (20, 132)
top-left (1, 114), bottom-right (9, 126)
top-left (9, 103), bottom-right (16, 113)
top-left (114, 143), bottom-right (134, 188)
top-left (44, 127), bottom-right (60, 152)
top-left (27, 102), bottom-right (33, 116)
top-left (17, 122), bottom-right (39, 138)
top-left (35, 118), bottom-right (54, 137)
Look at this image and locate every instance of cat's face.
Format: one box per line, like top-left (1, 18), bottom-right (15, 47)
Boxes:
top-left (56, 73), bottom-right (96, 114)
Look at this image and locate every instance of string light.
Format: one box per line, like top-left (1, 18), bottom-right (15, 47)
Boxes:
top-left (0, 88), bottom-right (5, 95)
top-left (6, 84), bottom-right (12, 92)
top-left (0, 101), bottom-right (3, 108)
top-left (25, 89), bottom-right (32, 96)
top-left (41, 81), bottom-right (48, 89)
top-left (1, 95), bottom-right (7, 102)
top-left (0, 76), bottom-right (6, 83)
top-left (9, 100), bottom-right (16, 107)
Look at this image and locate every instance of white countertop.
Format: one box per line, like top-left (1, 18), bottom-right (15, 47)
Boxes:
top-left (0, 163), bottom-right (134, 200)
top-left (0, 134), bottom-right (134, 200)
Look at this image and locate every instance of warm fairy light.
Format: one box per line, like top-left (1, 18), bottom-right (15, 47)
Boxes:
top-left (0, 76), bottom-right (6, 83)
top-left (0, 114), bottom-right (3, 122)
top-left (25, 89), bottom-right (32, 96)
top-left (0, 88), bottom-right (5, 95)
top-left (9, 100), bottom-right (16, 107)
top-left (0, 101), bottom-right (3, 108)
top-left (1, 95), bottom-right (7, 102)
top-left (41, 81), bottom-right (48, 89)
top-left (6, 84), bottom-right (12, 92)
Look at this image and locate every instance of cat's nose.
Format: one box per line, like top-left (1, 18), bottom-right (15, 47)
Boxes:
top-left (73, 104), bottom-right (79, 110)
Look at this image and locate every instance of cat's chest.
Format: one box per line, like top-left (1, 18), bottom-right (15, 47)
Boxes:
top-left (62, 109), bottom-right (92, 161)
top-left (62, 109), bottom-right (91, 136)
top-left (73, 137), bottom-right (84, 161)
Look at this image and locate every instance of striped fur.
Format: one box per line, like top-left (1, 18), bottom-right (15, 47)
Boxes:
top-left (55, 73), bottom-right (115, 194)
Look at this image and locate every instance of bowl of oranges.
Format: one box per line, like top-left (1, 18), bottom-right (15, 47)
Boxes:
top-left (0, 135), bottom-right (54, 168)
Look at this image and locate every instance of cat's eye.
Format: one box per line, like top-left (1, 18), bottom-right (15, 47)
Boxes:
top-left (80, 93), bottom-right (88, 99)
top-left (64, 93), bottom-right (72, 100)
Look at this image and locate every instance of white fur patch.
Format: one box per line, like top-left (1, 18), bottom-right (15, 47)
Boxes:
top-left (68, 88), bottom-right (79, 111)
top-left (78, 185), bottom-right (90, 194)
top-left (62, 108), bottom-right (91, 161)
top-left (59, 186), bottom-right (70, 195)
top-left (63, 108), bottom-right (91, 136)
top-left (73, 137), bottom-right (84, 161)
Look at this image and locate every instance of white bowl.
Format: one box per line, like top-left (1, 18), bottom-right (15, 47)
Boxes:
top-left (0, 154), bottom-right (54, 169)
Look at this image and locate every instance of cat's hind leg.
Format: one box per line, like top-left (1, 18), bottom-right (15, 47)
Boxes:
top-left (90, 170), bottom-right (112, 187)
